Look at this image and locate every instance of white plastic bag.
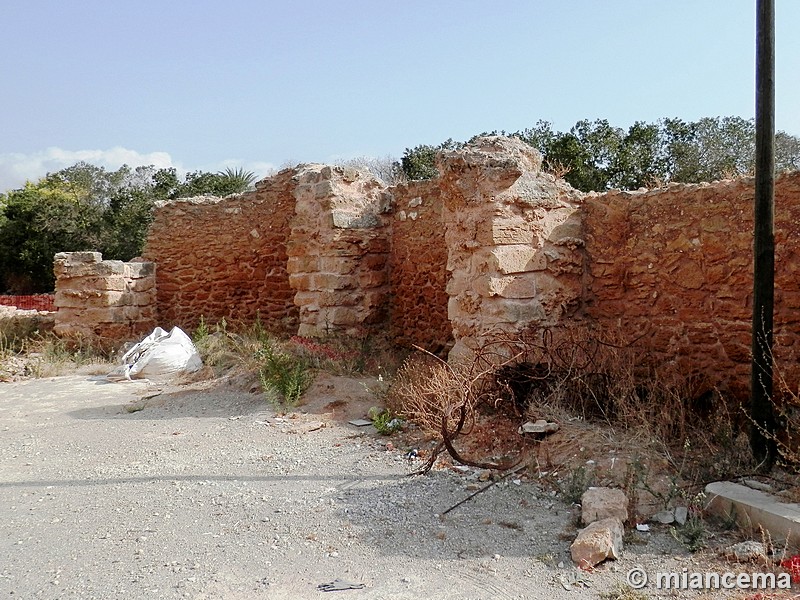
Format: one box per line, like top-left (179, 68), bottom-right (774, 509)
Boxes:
top-left (108, 326), bottom-right (202, 381)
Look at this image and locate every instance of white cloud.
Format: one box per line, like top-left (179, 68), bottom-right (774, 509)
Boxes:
top-left (0, 147), bottom-right (179, 192)
top-left (0, 148), bottom-right (282, 193)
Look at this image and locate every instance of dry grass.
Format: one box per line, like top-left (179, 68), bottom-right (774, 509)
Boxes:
top-left (389, 325), bottom-right (760, 510)
top-left (0, 331), bottom-right (112, 380)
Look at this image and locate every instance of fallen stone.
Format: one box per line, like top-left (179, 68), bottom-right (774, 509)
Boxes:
top-left (723, 540), bottom-right (767, 563)
top-left (742, 479), bottom-right (774, 493)
top-left (518, 419), bottom-right (559, 434)
top-left (651, 509), bottom-right (676, 525)
top-left (581, 487), bottom-right (628, 524)
top-left (673, 506), bottom-right (689, 526)
top-left (570, 517), bottom-right (624, 568)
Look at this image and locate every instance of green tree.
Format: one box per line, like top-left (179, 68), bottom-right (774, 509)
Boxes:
top-left (399, 139), bottom-right (462, 180)
top-left (0, 178), bottom-right (105, 292)
top-left (0, 162), bottom-right (258, 292)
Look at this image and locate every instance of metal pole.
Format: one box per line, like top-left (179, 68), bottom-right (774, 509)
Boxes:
top-left (750, 0), bottom-right (776, 466)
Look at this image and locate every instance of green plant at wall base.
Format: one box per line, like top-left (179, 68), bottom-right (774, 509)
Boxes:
top-left (558, 464), bottom-right (595, 505)
top-left (368, 406), bottom-right (404, 435)
top-left (192, 316), bottom-right (209, 344)
top-left (258, 342), bottom-right (313, 407)
top-left (670, 492), bottom-right (707, 552)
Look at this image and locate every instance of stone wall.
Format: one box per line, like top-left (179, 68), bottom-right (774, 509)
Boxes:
top-left (53, 252), bottom-right (156, 341)
top-left (57, 135), bottom-right (800, 400)
top-left (436, 137), bottom-right (585, 361)
top-left (287, 165), bottom-right (392, 338)
top-left (584, 172), bottom-right (800, 397)
top-left (142, 169), bottom-right (299, 333)
top-left (388, 180), bottom-right (451, 353)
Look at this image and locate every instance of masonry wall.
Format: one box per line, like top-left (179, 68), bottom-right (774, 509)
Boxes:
top-left (436, 137), bottom-right (585, 361)
top-left (142, 169), bottom-right (298, 333)
top-left (58, 136), bottom-right (800, 402)
top-left (287, 165), bottom-right (392, 338)
top-left (388, 180), bottom-right (452, 353)
top-left (53, 251), bottom-right (156, 341)
top-left (584, 172), bottom-right (800, 397)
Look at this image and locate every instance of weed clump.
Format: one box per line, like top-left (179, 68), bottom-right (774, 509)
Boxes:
top-left (257, 342), bottom-right (312, 408)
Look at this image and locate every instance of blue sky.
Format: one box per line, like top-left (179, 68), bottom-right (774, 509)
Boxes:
top-left (1, 0), bottom-right (798, 191)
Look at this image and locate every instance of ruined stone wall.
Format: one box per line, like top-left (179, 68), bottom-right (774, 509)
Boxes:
top-left (436, 137), bottom-right (585, 361)
top-left (53, 252), bottom-right (156, 341)
top-left (142, 169), bottom-right (298, 333)
top-left (388, 180), bottom-right (451, 353)
top-left (584, 172), bottom-right (800, 397)
top-left (287, 165), bottom-right (391, 338)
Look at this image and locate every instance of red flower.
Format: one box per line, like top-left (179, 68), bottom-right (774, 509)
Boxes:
top-left (780, 553), bottom-right (800, 583)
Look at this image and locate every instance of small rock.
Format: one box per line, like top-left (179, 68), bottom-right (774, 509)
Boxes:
top-left (570, 517), bottom-right (624, 568)
top-left (581, 487), bottom-right (628, 524)
top-left (742, 479), bottom-right (774, 493)
top-left (518, 420), bottom-right (559, 435)
top-left (673, 506), bottom-right (688, 526)
top-left (724, 541), bottom-right (767, 563)
top-left (651, 509), bottom-right (675, 525)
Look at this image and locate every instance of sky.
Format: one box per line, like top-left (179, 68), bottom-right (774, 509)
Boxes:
top-left (1, 0), bottom-right (798, 192)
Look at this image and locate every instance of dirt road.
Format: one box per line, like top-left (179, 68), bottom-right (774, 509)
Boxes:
top-left (0, 373), bottom-right (725, 599)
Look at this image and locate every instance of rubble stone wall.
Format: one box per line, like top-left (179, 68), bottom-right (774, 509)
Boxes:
top-left (53, 252), bottom-right (156, 341)
top-left (55, 136), bottom-right (800, 401)
top-left (287, 165), bottom-right (392, 338)
top-left (142, 169), bottom-right (299, 333)
top-left (388, 180), bottom-right (452, 353)
top-left (584, 172), bottom-right (800, 397)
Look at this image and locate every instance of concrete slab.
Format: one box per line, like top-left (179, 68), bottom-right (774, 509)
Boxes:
top-left (705, 481), bottom-right (800, 550)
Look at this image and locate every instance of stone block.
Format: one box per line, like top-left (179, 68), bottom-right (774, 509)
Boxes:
top-left (570, 517), bottom-right (624, 568)
top-left (287, 255), bottom-right (320, 274)
top-left (311, 273), bottom-right (356, 291)
top-left (705, 481), bottom-right (800, 549)
top-left (127, 277), bottom-right (155, 293)
top-left (490, 245), bottom-right (547, 274)
top-left (332, 209), bottom-right (379, 229)
top-left (123, 261), bottom-right (155, 279)
top-left (581, 487), bottom-right (629, 525)
top-left (54, 290), bottom-right (126, 309)
top-left (288, 273), bottom-right (312, 291)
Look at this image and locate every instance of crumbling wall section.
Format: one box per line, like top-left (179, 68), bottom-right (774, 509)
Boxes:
top-left (53, 252), bottom-right (156, 341)
top-left (437, 137), bottom-right (585, 361)
top-left (142, 169), bottom-right (298, 332)
top-left (388, 180), bottom-right (452, 353)
top-left (584, 171), bottom-right (800, 397)
top-left (287, 165), bottom-right (392, 337)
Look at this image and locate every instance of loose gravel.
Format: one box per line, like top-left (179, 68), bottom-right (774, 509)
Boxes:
top-left (0, 374), bottom-right (758, 599)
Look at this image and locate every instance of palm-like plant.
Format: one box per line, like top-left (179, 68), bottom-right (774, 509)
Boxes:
top-left (216, 167), bottom-right (257, 194)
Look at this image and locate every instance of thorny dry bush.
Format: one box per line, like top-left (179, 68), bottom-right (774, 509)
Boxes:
top-left (389, 325), bottom-right (765, 489)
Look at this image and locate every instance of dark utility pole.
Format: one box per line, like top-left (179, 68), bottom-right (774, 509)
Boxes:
top-left (750, 0), bottom-right (776, 466)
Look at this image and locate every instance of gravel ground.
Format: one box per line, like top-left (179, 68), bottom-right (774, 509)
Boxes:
top-left (0, 373), bottom-right (771, 599)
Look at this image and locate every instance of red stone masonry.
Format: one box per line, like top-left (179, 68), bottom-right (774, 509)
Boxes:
top-left (388, 180), bottom-right (452, 353)
top-left (583, 172), bottom-right (800, 397)
top-left (142, 169), bottom-right (298, 333)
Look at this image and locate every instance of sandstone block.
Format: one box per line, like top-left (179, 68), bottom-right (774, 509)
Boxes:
top-left (581, 487), bottom-right (629, 525)
top-left (358, 270), bottom-right (388, 288)
top-left (312, 273), bottom-right (356, 291)
top-left (489, 245), bottom-right (547, 274)
top-left (570, 517), bottom-right (624, 568)
top-left (288, 273), bottom-right (312, 291)
top-left (54, 290), bottom-right (126, 309)
top-left (123, 262), bottom-right (155, 279)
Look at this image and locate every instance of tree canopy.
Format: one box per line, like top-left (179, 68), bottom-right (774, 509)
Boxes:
top-left (398, 117), bottom-right (800, 192)
top-left (0, 163), bottom-right (256, 293)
